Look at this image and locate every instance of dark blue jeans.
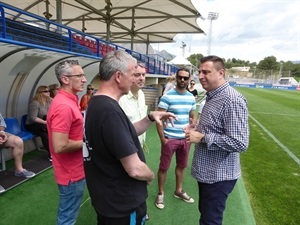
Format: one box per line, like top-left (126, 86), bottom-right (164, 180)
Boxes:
top-left (198, 179), bottom-right (237, 225)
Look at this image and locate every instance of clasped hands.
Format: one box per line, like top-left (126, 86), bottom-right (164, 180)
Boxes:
top-left (183, 123), bottom-right (204, 144)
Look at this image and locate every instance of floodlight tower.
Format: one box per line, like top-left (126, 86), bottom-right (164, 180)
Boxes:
top-left (181, 41), bottom-right (187, 57)
top-left (207, 12), bottom-right (219, 55)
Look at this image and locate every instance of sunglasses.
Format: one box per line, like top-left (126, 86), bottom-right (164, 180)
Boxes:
top-left (191, 83), bottom-right (195, 85)
top-left (42, 90), bottom-right (50, 93)
top-left (176, 75), bottom-right (189, 81)
top-left (88, 88), bottom-right (94, 90)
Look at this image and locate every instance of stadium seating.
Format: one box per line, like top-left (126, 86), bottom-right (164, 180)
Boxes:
top-left (4, 117), bottom-right (33, 141)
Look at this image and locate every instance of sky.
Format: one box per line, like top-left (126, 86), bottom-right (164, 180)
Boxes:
top-left (152, 0), bottom-right (300, 63)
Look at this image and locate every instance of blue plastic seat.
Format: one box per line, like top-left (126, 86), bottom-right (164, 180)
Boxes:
top-left (21, 114), bottom-right (29, 132)
top-left (4, 117), bottom-right (33, 141)
top-left (20, 114), bottom-right (42, 151)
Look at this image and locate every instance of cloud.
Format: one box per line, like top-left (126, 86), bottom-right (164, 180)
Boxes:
top-left (153, 0), bottom-right (300, 63)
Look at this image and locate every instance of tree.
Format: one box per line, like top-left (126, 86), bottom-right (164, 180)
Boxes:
top-left (185, 53), bottom-right (299, 78)
top-left (187, 53), bottom-right (204, 67)
top-left (257, 56), bottom-right (278, 70)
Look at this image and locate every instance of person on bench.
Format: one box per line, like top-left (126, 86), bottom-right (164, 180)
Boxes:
top-left (26, 85), bottom-right (52, 161)
top-left (0, 112), bottom-right (36, 193)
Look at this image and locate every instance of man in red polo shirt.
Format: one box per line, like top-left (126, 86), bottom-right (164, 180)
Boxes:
top-left (47, 60), bottom-right (87, 225)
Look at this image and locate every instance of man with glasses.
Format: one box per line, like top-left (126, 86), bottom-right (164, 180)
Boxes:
top-left (155, 68), bottom-right (196, 209)
top-left (47, 60), bottom-right (87, 225)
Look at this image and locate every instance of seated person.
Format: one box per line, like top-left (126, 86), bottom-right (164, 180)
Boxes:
top-left (187, 80), bottom-right (198, 97)
top-left (26, 86), bottom-right (52, 161)
top-left (49, 83), bottom-right (59, 98)
top-left (0, 113), bottom-right (36, 193)
top-left (80, 84), bottom-right (94, 111)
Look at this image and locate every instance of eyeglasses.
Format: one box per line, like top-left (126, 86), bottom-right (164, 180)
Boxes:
top-left (42, 90), bottom-right (50, 93)
top-left (176, 75), bottom-right (189, 81)
top-left (87, 88), bottom-right (94, 90)
top-left (64, 74), bottom-right (86, 78)
top-left (133, 73), bottom-right (146, 77)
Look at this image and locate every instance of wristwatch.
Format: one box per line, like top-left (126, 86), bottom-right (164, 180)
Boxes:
top-left (147, 112), bottom-right (155, 122)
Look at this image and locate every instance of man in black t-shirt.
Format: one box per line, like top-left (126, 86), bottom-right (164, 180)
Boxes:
top-left (84, 50), bottom-right (176, 225)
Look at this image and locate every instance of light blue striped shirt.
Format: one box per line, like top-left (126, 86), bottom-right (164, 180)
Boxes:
top-left (158, 89), bottom-right (196, 139)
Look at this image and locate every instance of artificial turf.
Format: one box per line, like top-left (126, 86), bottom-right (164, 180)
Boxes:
top-left (0, 123), bottom-right (256, 225)
top-left (1, 88), bottom-right (299, 225)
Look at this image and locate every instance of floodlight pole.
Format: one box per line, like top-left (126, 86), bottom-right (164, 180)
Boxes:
top-left (279, 62), bottom-right (283, 77)
top-left (207, 12), bottom-right (219, 55)
top-left (181, 41), bottom-right (187, 57)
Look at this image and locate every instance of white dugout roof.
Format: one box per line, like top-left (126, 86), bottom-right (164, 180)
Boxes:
top-left (1, 0), bottom-right (204, 44)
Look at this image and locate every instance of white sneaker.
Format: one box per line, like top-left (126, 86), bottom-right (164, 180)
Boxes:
top-left (155, 193), bottom-right (165, 209)
top-left (0, 185), bottom-right (5, 194)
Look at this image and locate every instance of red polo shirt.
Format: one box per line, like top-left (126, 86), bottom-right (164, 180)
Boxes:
top-left (47, 89), bottom-right (84, 185)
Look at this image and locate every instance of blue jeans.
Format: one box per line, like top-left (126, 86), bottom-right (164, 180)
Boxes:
top-left (57, 178), bottom-right (86, 225)
top-left (198, 179), bottom-right (237, 225)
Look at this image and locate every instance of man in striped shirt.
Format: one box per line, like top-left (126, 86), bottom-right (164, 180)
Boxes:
top-left (185, 56), bottom-right (249, 225)
top-left (155, 68), bottom-right (196, 209)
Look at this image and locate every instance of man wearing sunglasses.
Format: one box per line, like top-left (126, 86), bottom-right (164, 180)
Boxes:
top-left (155, 68), bottom-right (196, 209)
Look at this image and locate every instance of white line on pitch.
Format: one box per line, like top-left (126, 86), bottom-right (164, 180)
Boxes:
top-left (249, 114), bottom-right (300, 166)
top-left (249, 112), bottom-right (299, 117)
top-left (81, 196), bottom-right (90, 207)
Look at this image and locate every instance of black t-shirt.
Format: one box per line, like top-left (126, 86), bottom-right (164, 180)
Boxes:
top-left (188, 88), bottom-right (198, 97)
top-left (84, 95), bottom-right (147, 217)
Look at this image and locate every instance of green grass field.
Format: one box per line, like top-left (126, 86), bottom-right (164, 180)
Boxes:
top-left (237, 88), bottom-right (300, 225)
top-left (0, 87), bottom-right (299, 225)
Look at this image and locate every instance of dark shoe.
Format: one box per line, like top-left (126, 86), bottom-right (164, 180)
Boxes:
top-left (174, 190), bottom-right (194, 203)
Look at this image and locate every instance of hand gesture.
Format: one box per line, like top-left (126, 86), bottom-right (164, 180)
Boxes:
top-left (150, 111), bottom-right (177, 127)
